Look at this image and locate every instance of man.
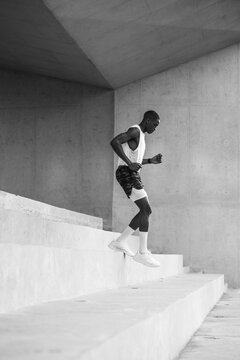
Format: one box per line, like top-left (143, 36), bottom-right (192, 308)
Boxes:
top-left (108, 110), bottom-right (162, 267)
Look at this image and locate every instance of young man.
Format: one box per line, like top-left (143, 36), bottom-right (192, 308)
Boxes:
top-left (109, 110), bottom-right (162, 267)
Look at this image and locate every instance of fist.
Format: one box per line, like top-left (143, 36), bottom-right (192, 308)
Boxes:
top-left (151, 153), bottom-right (162, 164)
top-left (129, 162), bottom-right (142, 171)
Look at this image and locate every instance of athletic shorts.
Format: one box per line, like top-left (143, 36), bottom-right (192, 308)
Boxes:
top-left (115, 165), bottom-right (148, 202)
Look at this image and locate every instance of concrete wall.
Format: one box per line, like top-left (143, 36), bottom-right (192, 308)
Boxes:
top-left (113, 44), bottom-right (240, 288)
top-left (0, 69), bottom-right (114, 230)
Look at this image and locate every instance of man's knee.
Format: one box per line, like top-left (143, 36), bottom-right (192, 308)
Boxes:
top-left (135, 197), bottom-right (152, 216)
top-left (142, 204), bottom-right (152, 216)
top-left (147, 205), bottom-right (152, 216)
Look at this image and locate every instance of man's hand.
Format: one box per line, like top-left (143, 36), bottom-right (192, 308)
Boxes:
top-left (129, 162), bottom-right (142, 171)
top-left (150, 153), bottom-right (162, 164)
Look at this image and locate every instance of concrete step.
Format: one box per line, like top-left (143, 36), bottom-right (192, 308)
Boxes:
top-left (0, 273), bottom-right (225, 360)
top-left (0, 190), bottom-right (103, 229)
top-left (0, 205), bottom-right (183, 313)
top-left (0, 191), bottom-right (185, 313)
top-left (177, 288), bottom-right (240, 360)
top-left (0, 241), bottom-right (183, 313)
top-left (183, 266), bottom-right (190, 274)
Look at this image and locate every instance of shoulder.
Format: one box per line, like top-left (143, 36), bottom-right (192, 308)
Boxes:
top-left (112, 125), bottom-right (140, 144)
top-left (126, 126), bottom-right (140, 138)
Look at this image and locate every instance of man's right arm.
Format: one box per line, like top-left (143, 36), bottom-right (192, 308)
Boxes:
top-left (110, 127), bottom-right (142, 171)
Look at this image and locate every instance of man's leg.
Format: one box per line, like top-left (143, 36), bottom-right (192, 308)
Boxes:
top-left (131, 196), bottom-right (160, 267)
top-left (128, 212), bottom-right (140, 231)
top-left (116, 212), bottom-right (142, 244)
top-left (114, 213), bottom-right (140, 245)
top-left (117, 189), bottom-right (151, 246)
top-left (115, 225), bottom-right (135, 244)
top-left (132, 197), bottom-right (152, 253)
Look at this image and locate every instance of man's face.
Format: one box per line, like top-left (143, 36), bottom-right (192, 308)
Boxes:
top-left (146, 118), bottom-right (160, 134)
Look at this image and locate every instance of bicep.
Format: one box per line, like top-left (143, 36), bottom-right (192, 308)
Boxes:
top-left (111, 127), bottom-right (139, 144)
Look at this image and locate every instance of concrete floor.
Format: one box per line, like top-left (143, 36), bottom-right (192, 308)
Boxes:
top-left (178, 288), bottom-right (240, 360)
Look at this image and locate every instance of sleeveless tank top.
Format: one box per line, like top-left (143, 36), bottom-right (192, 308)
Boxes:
top-left (117, 125), bottom-right (146, 170)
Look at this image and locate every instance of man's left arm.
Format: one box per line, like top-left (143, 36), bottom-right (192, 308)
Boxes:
top-left (142, 153), bottom-right (162, 165)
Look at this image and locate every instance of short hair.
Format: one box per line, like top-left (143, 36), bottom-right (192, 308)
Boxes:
top-left (143, 110), bottom-right (159, 122)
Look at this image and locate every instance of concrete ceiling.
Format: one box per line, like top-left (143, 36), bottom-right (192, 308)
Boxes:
top-left (0, 0), bottom-right (109, 87)
top-left (1, 0), bottom-right (240, 89)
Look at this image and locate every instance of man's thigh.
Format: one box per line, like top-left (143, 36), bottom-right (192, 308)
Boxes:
top-left (130, 187), bottom-right (148, 203)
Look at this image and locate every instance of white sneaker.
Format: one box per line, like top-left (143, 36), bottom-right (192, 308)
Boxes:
top-left (108, 240), bottom-right (135, 257)
top-left (133, 250), bottom-right (160, 267)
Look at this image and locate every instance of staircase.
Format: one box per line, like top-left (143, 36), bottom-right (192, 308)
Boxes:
top-left (0, 191), bottom-right (227, 359)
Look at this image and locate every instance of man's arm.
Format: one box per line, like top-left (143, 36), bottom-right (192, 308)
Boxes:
top-left (142, 153), bottom-right (162, 165)
top-left (110, 127), bottom-right (142, 171)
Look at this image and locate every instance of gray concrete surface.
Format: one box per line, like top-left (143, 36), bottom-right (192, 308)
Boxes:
top-left (43, 0), bottom-right (240, 87)
top-left (113, 44), bottom-right (240, 287)
top-left (0, 69), bottom-right (114, 229)
top-left (1, 0), bottom-right (240, 88)
top-left (0, 273), bottom-right (224, 360)
top-left (0, 190), bottom-right (103, 229)
top-left (0, 192), bottom-right (184, 312)
top-left (178, 289), bottom-right (240, 360)
top-left (0, 0), bottom-right (110, 87)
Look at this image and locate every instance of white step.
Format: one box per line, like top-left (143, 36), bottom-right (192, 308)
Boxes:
top-left (0, 190), bottom-right (103, 229)
top-left (0, 273), bottom-right (225, 360)
top-left (0, 200), bottom-right (184, 313)
top-left (0, 241), bottom-right (183, 313)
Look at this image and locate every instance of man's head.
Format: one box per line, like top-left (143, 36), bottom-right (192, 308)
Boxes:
top-left (142, 110), bottom-right (160, 134)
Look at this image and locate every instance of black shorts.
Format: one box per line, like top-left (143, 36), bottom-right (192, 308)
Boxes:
top-left (116, 165), bottom-right (144, 198)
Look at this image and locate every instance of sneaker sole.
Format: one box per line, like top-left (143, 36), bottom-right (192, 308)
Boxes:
top-left (108, 243), bottom-right (134, 257)
top-left (133, 257), bottom-right (160, 267)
